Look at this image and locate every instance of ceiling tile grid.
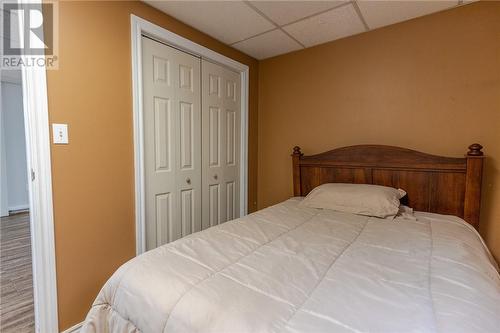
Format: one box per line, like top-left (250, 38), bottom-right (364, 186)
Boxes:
top-left (144, 0), bottom-right (475, 60)
top-left (145, 1), bottom-right (275, 44)
top-left (232, 28), bottom-right (302, 59)
top-left (283, 3), bottom-right (366, 48)
top-left (356, 0), bottom-right (458, 30)
top-left (249, 1), bottom-right (346, 26)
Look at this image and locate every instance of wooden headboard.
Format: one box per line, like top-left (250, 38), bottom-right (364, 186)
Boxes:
top-left (292, 144), bottom-right (485, 227)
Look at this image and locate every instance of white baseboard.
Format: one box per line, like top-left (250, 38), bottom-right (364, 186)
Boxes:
top-left (8, 204), bottom-right (29, 213)
top-left (61, 322), bottom-right (82, 333)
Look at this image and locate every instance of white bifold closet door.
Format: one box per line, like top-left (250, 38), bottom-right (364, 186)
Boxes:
top-left (201, 60), bottom-right (241, 229)
top-left (142, 37), bottom-right (202, 250)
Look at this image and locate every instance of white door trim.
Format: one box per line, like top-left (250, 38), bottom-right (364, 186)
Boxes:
top-left (16, 1), bottom-right (59, 332)
top-left (131, 15), bottom-right (250, 255)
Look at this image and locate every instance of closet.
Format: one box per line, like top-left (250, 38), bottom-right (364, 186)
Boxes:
top-left (142, 36), bottom-right (241, 250)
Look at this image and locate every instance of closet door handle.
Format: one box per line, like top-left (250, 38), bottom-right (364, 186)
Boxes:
top-left (186, 178), bottom-right (191, 184)
top-left (213, 174), bottom-right (218, 180)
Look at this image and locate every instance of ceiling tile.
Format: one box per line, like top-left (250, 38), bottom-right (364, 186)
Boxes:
top-left (232, 29), bottom-right (302, 60)
top-left (283, 4), bottom-right (366, 48)
top-left (357, 0), bottom-right (458, 30)
top-left (249, 1), bottom-right (346, 26)
top-left (143, 1), bottom-right (275, 45)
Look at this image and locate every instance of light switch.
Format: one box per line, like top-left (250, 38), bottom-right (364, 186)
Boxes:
top-left (52, 123), bottom-right (69, 144)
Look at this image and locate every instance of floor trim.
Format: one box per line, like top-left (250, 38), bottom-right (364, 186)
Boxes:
top-left (8, 205), bottom-right (30, 213)
top-left (60, 322), bottom-right (82, 333)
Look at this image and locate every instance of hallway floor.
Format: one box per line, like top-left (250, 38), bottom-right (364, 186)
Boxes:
top-left (0, 212), bottom-right (35, 333)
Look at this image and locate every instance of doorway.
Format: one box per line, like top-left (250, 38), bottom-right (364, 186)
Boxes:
top-left (0, 1), bottom-right (59, 331)
top-left (0, 70), bottom-right (34, 332)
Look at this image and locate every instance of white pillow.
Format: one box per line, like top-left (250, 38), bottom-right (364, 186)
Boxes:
top-left (300, 183), bottom-right (406, 218)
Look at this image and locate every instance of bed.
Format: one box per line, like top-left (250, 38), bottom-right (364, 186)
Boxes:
top-left (81, 144), bottom-right (499, 333)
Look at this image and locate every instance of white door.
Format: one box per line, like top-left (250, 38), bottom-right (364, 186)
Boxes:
top-left (142, 37), bottom-right (202, 250)
top-left (201, 60), bottom-right (241, 229)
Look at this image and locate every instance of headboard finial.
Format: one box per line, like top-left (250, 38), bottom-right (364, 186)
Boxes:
top-left (467, 143), bottom-right (484, 156)
top-left (291, 146), bottom-right (303, 196)
top-left (292, 146), bottom-right (303, 156)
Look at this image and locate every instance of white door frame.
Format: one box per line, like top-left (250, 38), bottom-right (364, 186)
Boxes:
top-left (13, 1), bottom-right (59, 332)
top-left (21, 62), bottom-right (60, 333)
top-left (131, 15), bottom-right (249, 255)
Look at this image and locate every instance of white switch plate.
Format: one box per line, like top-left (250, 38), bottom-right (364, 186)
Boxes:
top-left (52, 123), bottom-right (69, 144)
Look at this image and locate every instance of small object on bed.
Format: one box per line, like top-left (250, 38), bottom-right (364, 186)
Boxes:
top-left (300, 183), bottom-right (406, 218)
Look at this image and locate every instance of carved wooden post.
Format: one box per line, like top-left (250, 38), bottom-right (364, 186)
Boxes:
top-left (292, 146), bottom-right (303, 196)
top-left (464, 143), bottom-right (484, 228)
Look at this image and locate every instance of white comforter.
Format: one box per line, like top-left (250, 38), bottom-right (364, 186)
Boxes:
top-left (81, 198), bottom-right (500, 333)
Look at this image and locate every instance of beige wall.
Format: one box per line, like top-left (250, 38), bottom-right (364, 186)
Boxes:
top-left (258, 1), bottom-right (500, 263)
top-left (46, 1), bottom-right (258, 330)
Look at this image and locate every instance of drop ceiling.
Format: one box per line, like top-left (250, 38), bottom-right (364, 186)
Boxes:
top-left (143, 1), bottom-right (476, 60)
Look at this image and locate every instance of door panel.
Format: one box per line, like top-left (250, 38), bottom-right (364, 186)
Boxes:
top-left (226, 181), bottom-right (235, 221)
top-left (226, 80), bottom-right (236, 101)
top-left (181, 189), bottom-right (194, 237)
top-left (153, 56), bottom-right (169, 83)
top-left (180, 102), bottom-right (193, 170)
top-left (179, 65), bottom-right (193, 91)
top-left (155, 193), bottom-right (171, 245)
top-left (143, 36), bottom-right (201, 250)
top-left (154, 97), bottom-right (171, 171)
top-left (202, 60), bottom-right (241, 230)
top-left (209, 107), bottom-right (220, 167)
top-left (209, 74), bottom-right (220, 96)
top-left (209, 184), bottom-right (221, 227)
top-left (226, 109), bottom-right (236, 166)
